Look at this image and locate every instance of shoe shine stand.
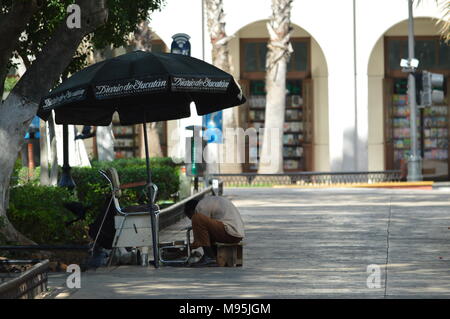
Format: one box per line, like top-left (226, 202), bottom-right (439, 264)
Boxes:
top-left (99, 169), bottom-right (223, 267)
top-left (99, 169), bottom-right (160, 267)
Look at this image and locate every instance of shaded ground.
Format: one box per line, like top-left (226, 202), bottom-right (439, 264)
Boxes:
top-left (46, 187), bottom-right (450, 298)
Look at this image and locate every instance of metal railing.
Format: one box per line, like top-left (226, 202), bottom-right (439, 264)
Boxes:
top-left (211, 171), bottom-right (402, 187)
top-left (0, 259), bottom-right (49, 299)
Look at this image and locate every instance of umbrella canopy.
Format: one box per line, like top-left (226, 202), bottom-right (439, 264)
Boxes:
top-left (37, 50), bottom-right (246, 268)
top-left (38, 50), bottom-right (245, 125)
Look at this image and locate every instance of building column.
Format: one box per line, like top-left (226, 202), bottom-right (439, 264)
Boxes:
top-left (328, 68), bottom-right (358, 172)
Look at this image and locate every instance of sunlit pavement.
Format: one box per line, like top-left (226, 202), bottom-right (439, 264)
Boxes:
top-left (47, 187), bottom-right (450, 298)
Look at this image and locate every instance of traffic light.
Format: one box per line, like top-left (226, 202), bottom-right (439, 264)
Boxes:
top-left (420, 71), bottom-right (445, 107)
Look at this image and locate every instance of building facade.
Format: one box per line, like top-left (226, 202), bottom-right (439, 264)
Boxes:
top-left (146, 0), bottom-right (449, 178)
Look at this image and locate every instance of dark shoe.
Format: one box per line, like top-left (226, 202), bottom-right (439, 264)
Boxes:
top-left (202, 246), bottom-right (216, 259)
top-left (190, 255), bottom-right (219, 267)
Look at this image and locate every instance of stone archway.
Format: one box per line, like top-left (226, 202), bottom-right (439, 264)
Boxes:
top-left (226, 20), bottom-right (329, 172)
top-left (367, 17), bottom-right (449, 177)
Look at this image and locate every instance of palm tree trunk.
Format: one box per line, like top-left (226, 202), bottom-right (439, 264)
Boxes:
top-left (205, 0), bottom-right (242, 173)
top-left (258, 0), bottom-right (293, 173)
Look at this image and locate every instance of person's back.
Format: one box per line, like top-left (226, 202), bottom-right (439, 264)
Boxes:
top-left (195, 196), bottom-right (245, 239)
top-left (184, 196), bottom-right (245, 266)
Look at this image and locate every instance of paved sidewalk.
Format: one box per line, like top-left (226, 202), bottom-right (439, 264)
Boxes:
top-left (47, 188), bottom-right (450, 298)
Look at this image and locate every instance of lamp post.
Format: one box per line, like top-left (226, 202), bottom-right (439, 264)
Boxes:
top-left (406, 0), bottom-right (422, 181)
top-left (58, 124), bottom-right (76, 190)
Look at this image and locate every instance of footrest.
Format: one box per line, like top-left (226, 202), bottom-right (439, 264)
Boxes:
top-left (215, 242), bottom-right (243, 267)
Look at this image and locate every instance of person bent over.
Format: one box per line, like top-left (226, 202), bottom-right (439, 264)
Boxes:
top-left (184, 196), bottom-right (245, 266)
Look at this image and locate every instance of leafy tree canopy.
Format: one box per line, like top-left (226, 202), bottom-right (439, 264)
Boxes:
top-left (1, 0), bottom-right (164, 79)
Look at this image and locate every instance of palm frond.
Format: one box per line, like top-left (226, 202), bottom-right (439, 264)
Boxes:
top-left (416, 0), bottom-right (450, 42)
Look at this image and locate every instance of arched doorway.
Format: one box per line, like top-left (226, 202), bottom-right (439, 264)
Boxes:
top-left (368, 17), bottom-right (450, 180)
top-left (227, 20), bottom-right (329, 172)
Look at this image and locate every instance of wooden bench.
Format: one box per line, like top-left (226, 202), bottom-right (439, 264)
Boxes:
top-left (215, 242), bottom-right (243, 267)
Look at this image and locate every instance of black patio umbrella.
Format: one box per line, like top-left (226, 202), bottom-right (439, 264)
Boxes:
top-left (38, 50), bottom-right (246, 268)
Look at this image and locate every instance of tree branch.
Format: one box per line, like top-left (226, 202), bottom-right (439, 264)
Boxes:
top-left (0, 0), bottom-right (38, 97)
top-left (11, 0), bottom-right (108, 106)
top-left (18, 51), bottom-right (32, 70)
top-left (0, 0), bottom-right (38, 55)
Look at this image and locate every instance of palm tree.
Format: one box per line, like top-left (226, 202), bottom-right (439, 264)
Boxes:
top-left (204, 0), bottom-right (242, 173)
top-left (417, 0), bottom-right (450, 42)
top-left (258, 0), bottom-right (293, 173)
top-left (436, 0), bottom-right (449, 42)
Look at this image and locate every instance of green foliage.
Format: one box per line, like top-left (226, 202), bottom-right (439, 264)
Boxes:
top-left (90, 157), bottom-right (178, 170)
top-left (16, 166), bottom-right (41, 186)
top-left (4, 76), bottom-right (18, 92)
top-left (4, 0), bottom-right (166, 81)
top-left (9, 158), bottom-right (42, 186)
top-left (6, 185), bottom-right (90, 244)
top-left (0, 215), bottom-right (6, 244)
top-left (7, 158), bottom-right (179, 245)
top-left (72, 157), bottom-right (180, 213)
top-left (92, 0), bottom-right (165, 49)
top-left (9, 158), bottom-right (23, 187)
top-left (0, 216), bottom-right (7, 245)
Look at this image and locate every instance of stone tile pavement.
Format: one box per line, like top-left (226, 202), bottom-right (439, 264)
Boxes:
top-left (46, 187), bottom-right (450, 298)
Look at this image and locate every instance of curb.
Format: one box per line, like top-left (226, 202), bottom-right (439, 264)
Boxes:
top-left (272, 181), bottom-right (434, 190)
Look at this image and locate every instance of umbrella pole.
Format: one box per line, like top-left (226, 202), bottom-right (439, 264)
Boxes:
top-left (142, 122), bottom-right (152, 185)
top-left (143, 122), bottom-right (159, 268)
top-left (58, 124), bottom-right (75, 190)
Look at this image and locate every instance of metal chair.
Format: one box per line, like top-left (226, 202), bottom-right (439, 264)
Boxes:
top-left (99, 168), bottom-right (160, 267)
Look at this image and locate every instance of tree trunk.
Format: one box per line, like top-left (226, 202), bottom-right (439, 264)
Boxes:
top-left (96, 125), bottom-right (115, 161)
top-left (0, 93), bottom-right (38, 244)
top-left (90, 47), bottom-right (116, 162)
top-left (0, 0), bottom-right (38, 97)
top-left (143, 123), bottom-right (163, 158)
top-left (39, 119), bottom-right (50, 185)
top-left (205, 0), bottom-right (241, 173)
top-left (48, 114), bottom-right (59, 185)
top-left (258, 0), bottom-right (293, 173)
top-left (0, 0), bottom-right (108, 243)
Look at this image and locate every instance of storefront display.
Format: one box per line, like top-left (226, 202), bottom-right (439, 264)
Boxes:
top-left (246, 79), bottom-right (306, 171)
top-left (384, 36), bottom-right (450, 180)
top-left (388, 78), bottom-right (449, 179)
top-left (112, 113), bottom-right (138, 158)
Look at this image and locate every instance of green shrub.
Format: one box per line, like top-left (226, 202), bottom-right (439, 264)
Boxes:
top-left (0, 216), bottom-right (6, 244)
top-left (90, 157), bottom-right (178, 170)
top-left (4, 76), bottom-right (18, 92)
top-left (7, 185), bottom-right (90, 245)
top-left (7, 158), bottom-right (180, 245)
top-left (9, 159), bottom-right (42, 186)
top-left (9, 159), bottom-right (22, 187)
top-left (17, 166), bottom-right (41, 186)
top-left (72, 157), bottom-right (180, 208)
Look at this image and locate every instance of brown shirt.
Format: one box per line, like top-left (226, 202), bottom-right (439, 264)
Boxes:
top-left (195, 196), bottom-right (245, 238)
